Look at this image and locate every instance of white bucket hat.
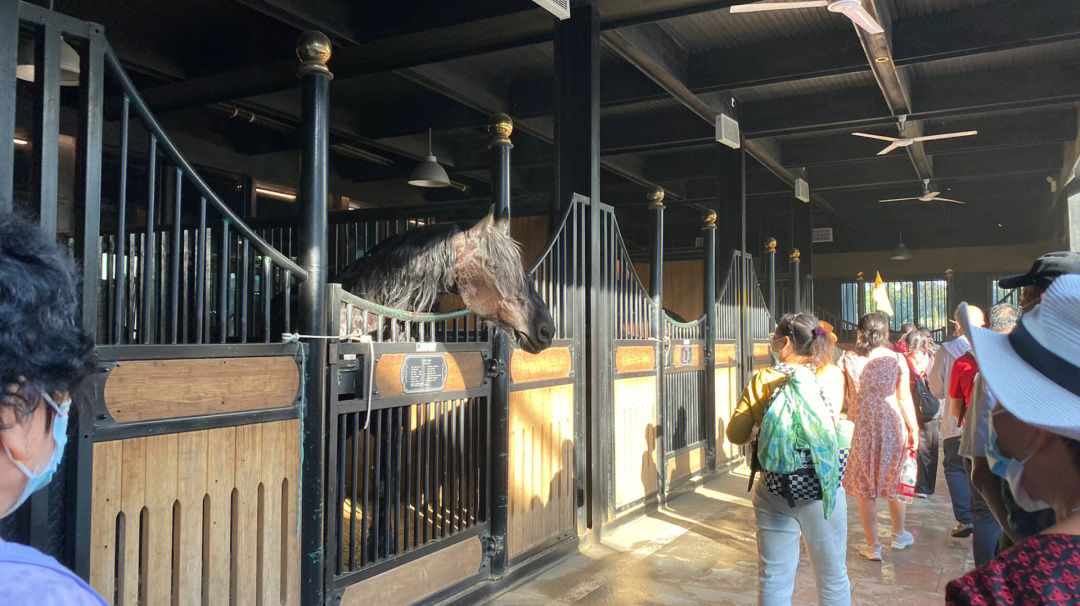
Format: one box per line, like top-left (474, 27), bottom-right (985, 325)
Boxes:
top-left (958, 274), bottom-right (1080, 441)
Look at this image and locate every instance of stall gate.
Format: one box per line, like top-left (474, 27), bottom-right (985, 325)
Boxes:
top-left (663, 314), bottom-right (708, 490)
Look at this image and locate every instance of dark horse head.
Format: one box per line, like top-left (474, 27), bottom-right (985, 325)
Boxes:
top-left (335, 205), bottom-right (554, 353)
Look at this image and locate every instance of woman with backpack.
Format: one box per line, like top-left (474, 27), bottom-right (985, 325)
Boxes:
top-left (728, 313), bottom-right (852, 606)
top-left (905, 330), bottom-right (940, 498)
top-left (841, 313), bottom-right (920, 561)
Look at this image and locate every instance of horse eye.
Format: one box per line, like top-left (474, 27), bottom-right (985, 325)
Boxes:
top-left (486, 261), bottom-right (498, 272)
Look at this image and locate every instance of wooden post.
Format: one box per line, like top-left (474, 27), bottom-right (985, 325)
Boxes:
top-left (488, 113), bottom-right (513, 576)
top-left (295, 30), bottom-right (331, 606)
top-left (702, 210), bottom-right (717, 472)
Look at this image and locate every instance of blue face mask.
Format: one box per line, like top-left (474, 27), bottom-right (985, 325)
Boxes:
top-left (3, 393), bottom-right (69, 518)
top-left (984, 416), bottom-right (1011, 478)
top-left (985, 409), bottom-right (1050, 512)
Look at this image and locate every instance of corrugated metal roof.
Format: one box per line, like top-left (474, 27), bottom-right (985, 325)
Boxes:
top-left (906, 37), bottom-right (1080, 81)
top-left (601, 97), bottom-right (686, 121)
top-left (891, 0), bottom-right (1002, 20)
top-left (439, 42), bottom-right (554, 84)
top-left (661, 5), bottom-right (846, 54)
top-left (731, 70), bottom-right (876, 102)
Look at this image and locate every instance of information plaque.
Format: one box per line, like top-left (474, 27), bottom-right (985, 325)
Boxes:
top-left (400, 354), bottom-right (448, 394)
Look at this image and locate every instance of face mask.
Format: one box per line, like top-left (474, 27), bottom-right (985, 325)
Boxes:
top-left (985, 413), bottom-right (1050, 512)
top-left (2, 393), bottom-right (70, 518)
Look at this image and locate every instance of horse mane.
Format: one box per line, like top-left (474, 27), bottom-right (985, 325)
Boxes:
top-left (334, 223), bottom-right (460, 312)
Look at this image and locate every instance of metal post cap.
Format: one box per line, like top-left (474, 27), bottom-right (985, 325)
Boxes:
top-left (857, 271), bottom-right (864, 280)
top-left (765, 237), bottom-right (777, 252)
top-left (702, 209), bottom-right (717, 227)
top-left (488, 113), bottom-right (513, 147)
top-left (945, 269), bottom-right (954, 277)
top-left (296, 31), bottom-right (333, 79)
top-left (790, 248), bottom-right (801, 261)
top-left (648, 186), bottom-right (665, 210)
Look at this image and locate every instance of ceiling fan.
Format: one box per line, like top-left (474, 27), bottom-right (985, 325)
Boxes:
top-left (879, 179), bottom-right (966, 205)
top-left (853, 116), bottom-right (978, 155)
top-left (730, 0), bottom-right (884, 35)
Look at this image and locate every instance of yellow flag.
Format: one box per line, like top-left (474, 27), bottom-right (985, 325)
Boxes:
top-left (872, 272), bottom-right (895, 316)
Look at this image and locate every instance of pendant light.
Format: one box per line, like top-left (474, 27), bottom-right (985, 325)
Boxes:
top-left (16, 38), bottom-right (81, 87)
top-left (890, 230), bottom-right (912, 261)
top-left (408, 128), bottom-right (451, 188)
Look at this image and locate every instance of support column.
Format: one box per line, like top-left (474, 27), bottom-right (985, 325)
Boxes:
top-left (296, 31), bottom-right (331, 606)
top-left (702, 210), bottom-right (717, 472)
top-left (791, 249), bottom-right (801, 314)
top-left (649, 187), bottom-right (666, 498)
top-left (945, 268), bottom-right (955, 323)
top-left (857, 271), bottom-right (867, 319)
top-left (765, 238), bottom-right (777, 320)
top-left (488, 114), bottom-right (513, 576)
top-left (0, 0), bottom-right (17, 212)
top-left (554, 3), bottom-right (603, 534)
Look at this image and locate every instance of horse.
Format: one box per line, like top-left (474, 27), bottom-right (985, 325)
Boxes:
top-left (279, 205), bottom-right (555, 354)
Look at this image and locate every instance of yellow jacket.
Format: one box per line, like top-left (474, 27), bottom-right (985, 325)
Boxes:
top-left (726, 364), bottom-right (844, 446)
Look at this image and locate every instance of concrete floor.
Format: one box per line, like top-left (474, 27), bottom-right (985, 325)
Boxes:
top-left (483, 466), bottom-right (972, 605)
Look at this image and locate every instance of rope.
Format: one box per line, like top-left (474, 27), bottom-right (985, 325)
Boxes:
top-left (282, 332), bottom-right (377, 430)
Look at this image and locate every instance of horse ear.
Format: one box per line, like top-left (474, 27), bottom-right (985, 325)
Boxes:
top-left (468, 205), bottom-right (498, 238)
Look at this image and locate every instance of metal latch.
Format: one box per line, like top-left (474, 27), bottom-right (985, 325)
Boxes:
top-left (485, 356), bottom-right (506, 378)
top-left (481, 534), bottom-right (503, 559)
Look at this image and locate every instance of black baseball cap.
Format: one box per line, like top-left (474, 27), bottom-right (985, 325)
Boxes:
top-left (998, 251), bottom-right (1080, 290)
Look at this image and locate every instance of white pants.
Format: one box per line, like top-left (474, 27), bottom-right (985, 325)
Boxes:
top-left (752, 481), bottom-right (851, 606)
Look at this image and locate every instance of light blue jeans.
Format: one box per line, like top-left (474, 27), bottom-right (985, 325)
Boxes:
top-left (753, 481), bottom-right (851, 606)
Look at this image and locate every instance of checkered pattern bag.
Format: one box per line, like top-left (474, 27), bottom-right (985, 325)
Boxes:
top-left (763, 447), bottom-right (849, 502)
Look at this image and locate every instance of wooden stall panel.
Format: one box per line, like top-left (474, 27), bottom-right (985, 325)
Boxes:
top-left (715, 366), bottom-right (743, 465)
top-left (510, 347), bottom-right (572, 384)
top-left (507, 384), bottom-right (575, 560)
top-left (715, 344), bottom-right (736, 365)
top-left (375, 351), bottom-right (485, 398)
top-left (753, 343), bottom-right (772, 369)
top-left (613, 376), bottom-right (659, 509)
top-left (103, 357), bottom-right (300, 423)
top-left (615, 346), bottom-right (655, 375)
top-left (339, 536), bottom-right (483, 606)
top-left (666, 446), bottom-right (706, 485)
top-left (88, 419), bottom-right (301, 606)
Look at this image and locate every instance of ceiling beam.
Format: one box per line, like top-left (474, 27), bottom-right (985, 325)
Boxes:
top-left (600, 22), bottom-right (847, 224)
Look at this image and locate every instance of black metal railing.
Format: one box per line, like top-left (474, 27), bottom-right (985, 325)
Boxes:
top-left (663, 315), bottom-right (707, 455)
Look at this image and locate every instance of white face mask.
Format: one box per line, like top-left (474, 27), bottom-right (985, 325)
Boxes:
top-left (1000, 439), bottom-right (1051, 513)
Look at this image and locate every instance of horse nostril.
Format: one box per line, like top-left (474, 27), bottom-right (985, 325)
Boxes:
top-left (539, 323), bottom-right (553, 341)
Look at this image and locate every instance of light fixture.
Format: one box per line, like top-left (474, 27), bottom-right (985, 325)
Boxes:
top-left (13, 137), bottom-right (28, 146)
top-left (874, 56), bottom-right (891, 63)
top-left (254, 186), bottom-right (296, 201)
top-left (890, 230), bottom-right (912, 261)
top-left (16, 38), bottom-right (81, 86)
top-left (407, 128), bottom-right (451, 188)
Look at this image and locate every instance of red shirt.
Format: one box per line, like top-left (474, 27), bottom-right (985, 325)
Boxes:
top-left (949, 351), bottom-right (979, 407)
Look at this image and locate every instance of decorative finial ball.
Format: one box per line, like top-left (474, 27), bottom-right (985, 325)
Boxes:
top-left (945, 268), bottom-right (954, 277)
top-left (488, 113), bottom-right (513, 141)
top-left (296, 31), bottom-right (332, 65)
top-left (856, 271), bottom-right (864, 280)
top-left (703, 209), bottom-right (717, 225)
top-left (790, 248), bottom-right (801, 261)
top-left (765, 237), bottom-right (777, 251)
top-left (647, 186), bottom-right (665, 204)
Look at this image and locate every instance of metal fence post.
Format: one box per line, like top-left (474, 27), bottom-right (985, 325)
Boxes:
top-left (857, 271), bottom-right (866, 319)
top-left (649, 187), bottom-right (666, 497)
top-left (296, 31), bottom-right (331, 606)
top-left (945, 268), bottom-right (955, 321)
top-left (488, 113), bottom-right (513, 576)
top-left (790, 248), bottom-right (801, 314)
top-left (702, 210), bottom-right (717, 472)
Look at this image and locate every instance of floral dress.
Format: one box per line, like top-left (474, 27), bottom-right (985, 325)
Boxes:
top-left (841, 348), bottom-right (910, 499)
top-left (946, 534), bottom-right (1080, 605)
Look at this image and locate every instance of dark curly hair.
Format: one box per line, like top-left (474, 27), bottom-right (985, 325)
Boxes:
top-left (854, 312), bottom-right (890, 356)
top-left (774, 312), bottom-right (834, 368)
top-left (0, 212), bottom-right (95, 423)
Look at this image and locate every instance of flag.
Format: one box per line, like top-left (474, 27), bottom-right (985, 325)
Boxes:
top-left (872, 272), bottom-right (894, 317)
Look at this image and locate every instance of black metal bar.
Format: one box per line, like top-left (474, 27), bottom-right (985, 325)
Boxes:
top-left (31, 22), bottom-right (61, 236)
top-left (196, 197), bottom-right (207, 343)
top-left (0, 0), bottom-right (16, 213)
top-left (791, 252), bottom-right (801, 315)
top-left (218, 220), bottom-right (229, 343)
top-left (297, 31), bottom-right (331, 606)
top-left (262, 255), bottom-right (272, 342)
top-left (112, 98), bottom-right (131, 343)
top-left (240, 239), bottom-right (249, 342)
top-left (650, 191), bottom-right (666, 497)
top-left (361, 408), bottom-right (371, 567)
top-left (171, 168), bottom-right (183, 343)
top-left (702, 213), bottom-right (717, 472)
top-left (143, 136), bottom-right (158, 344)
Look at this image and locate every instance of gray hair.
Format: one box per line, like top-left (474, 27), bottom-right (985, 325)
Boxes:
top-left (988, 303), bottom-right (1019, 333)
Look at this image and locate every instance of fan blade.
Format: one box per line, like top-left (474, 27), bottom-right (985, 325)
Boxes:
top-left (843, 4), bottom-right (885, 35)
top-left (730, 1), bottom-right (828, 13)
top-left (912, 130), bottom-right (978, 143)
top-left (933, 198), bottom-right (966, 205)
top-left (926, 192), bottom-right (941, 198)
top-left (878, 197), bottom-right (920, 203)
top-left (852, 132), bottom-right (901, 142)
top-left (877, 142), bottom-right (904, 155)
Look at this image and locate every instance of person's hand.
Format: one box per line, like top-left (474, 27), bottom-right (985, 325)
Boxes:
top-left (907, 428), bottom-right (918, 452)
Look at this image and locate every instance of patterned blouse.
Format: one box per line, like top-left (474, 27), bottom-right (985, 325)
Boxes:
top-left (946, 534), bottom-right (1080, 605)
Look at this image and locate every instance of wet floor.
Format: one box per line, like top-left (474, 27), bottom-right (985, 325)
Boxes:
top-left (483, 466), bottom-right (972, 605)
